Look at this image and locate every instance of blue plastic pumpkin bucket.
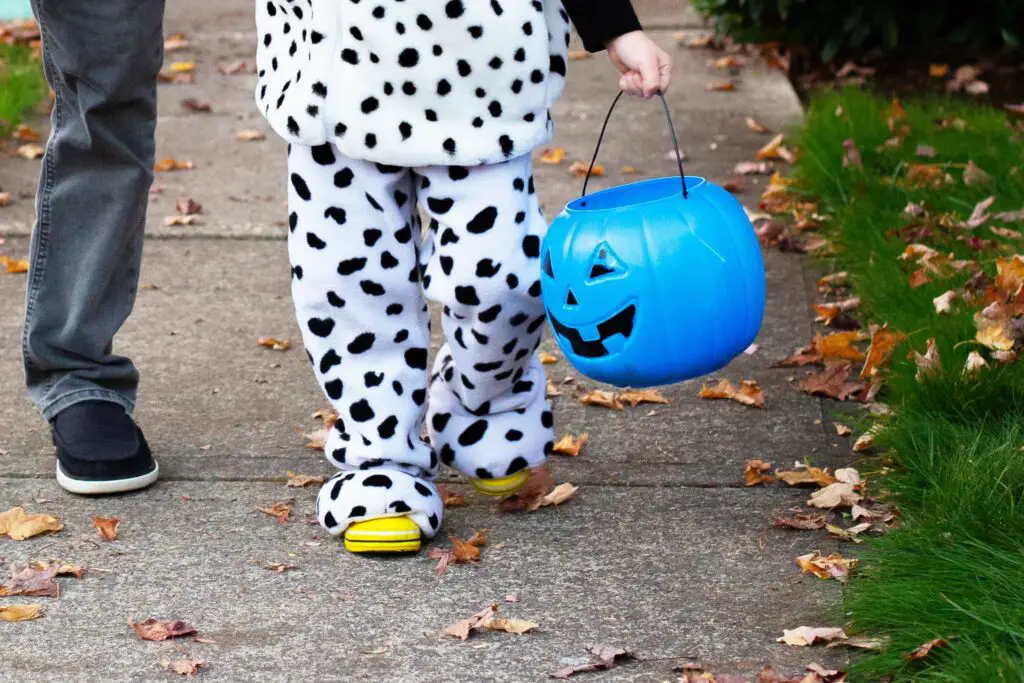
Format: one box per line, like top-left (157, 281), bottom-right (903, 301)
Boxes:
top-left (540, 93), bottom-right (766, 388)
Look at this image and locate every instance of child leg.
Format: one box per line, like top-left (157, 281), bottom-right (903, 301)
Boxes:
top-left (286, 143), bottom-right (443, 547)
top-left (416, 157), bottom-right (554, 495)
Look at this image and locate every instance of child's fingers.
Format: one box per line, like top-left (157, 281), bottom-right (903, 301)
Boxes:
top-left (657, 56), bottom-right (673, 93)
top-left (619, 71), bottom-right (644, 97)
top-left (640, 56), bottom-right (661, 97)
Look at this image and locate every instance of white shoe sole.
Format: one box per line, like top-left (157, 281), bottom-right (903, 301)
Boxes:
top-left (55, 461), bottom-right (160, 495)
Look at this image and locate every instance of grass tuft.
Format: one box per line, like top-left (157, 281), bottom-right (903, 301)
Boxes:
top-left (0, 43), bottom-right (45, 135)
top-left (793, 89), bottom-right (1024, 681)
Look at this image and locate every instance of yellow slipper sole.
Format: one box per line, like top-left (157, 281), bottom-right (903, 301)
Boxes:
top-left (343, 516), bottom-right (422, 554)
top-left (471, 470), bottom-right (530, 497)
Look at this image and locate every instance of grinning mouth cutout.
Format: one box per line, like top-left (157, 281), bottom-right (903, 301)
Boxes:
top-left (547, 305), bottom-right (636, 358)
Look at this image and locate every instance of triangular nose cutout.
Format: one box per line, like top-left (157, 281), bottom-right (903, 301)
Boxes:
top-left (566, 289), bottom-right (578, 306)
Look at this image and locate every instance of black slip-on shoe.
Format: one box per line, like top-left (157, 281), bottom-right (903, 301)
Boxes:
top-left (51, 401), bottom-right (159, 495)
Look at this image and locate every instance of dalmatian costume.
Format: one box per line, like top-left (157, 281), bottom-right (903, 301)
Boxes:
top-left (255, 0), bottom-right (642, 548)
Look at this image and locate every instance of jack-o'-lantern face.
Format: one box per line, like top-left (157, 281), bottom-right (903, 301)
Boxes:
top-left (541, 241), bottom-right (637, 359)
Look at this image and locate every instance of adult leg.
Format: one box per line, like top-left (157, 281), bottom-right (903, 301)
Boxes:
top-left (24, 0), bottom-right (166, 419)
top-left (285, 144), bottom-right (443, 549)
top-left (418, 158), bottom-right (554, 496)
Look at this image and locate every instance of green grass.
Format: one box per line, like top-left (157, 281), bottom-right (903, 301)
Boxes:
top-left (792, 90), bottom-right (1024, 681)
top-left (0, 43), bottom-right (45, 134)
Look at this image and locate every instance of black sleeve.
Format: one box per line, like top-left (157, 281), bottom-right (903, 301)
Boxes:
top-left (561, 0), bottom-right (643, 53)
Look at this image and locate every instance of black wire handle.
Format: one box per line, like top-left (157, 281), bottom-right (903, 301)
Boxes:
top-left (580, 90), bottom-right (689, 200)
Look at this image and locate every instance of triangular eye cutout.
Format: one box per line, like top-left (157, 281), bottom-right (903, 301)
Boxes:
top-left (588, 242), bottom-right (626, 281)
top-left (542, 250), bottom-right (554, 278)
top-left (566, 289), bottom-right (578, 305)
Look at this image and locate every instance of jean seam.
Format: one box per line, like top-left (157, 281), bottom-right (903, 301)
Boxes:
top-left (21, 18), bottom-right (62, 397)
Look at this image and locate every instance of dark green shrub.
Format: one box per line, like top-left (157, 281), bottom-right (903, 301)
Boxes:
top-left (692, 0), bottom-right (1023, 61)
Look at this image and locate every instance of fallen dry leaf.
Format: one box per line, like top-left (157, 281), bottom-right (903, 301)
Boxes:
top-left (757, 133), bottom-right (794, 163)
top-left (164, 33), bottom-right (190, 51)
top-left (808, 483), bottom-right (862, 509)
top-left (735, 160), bottom-right (774, 175)
top-left (834, 423), bottom-right (852, 437)
top-left (0, 565), bottom-right (60, 597)
top-left (236, 129), bottom-right (266, 142)
top-left (256, 337), bottom-right (291, 351)
top-left (963, 350), bottom-right (988, 377)
top-left (815, 331), bottom-right (868, 362)
top-left (852, 425), bottom-right (880, 452)
top-left (1, 255), bottom-right (30, 274)
top-left (905, 637), bottom-right (950, 661)
top-left (933, 290), bottom-right (957, 314)
top-left (963, 160), bottom-right (992, 186)
top-left (620, 165), bottom-right (642, 175)
top-left (437, 485), bottom-right (466, 508)
top-left (995, 255), bottom-right (1024, 298)
top-left (835, 468), bottom-right (862, 486)
top-left (12, 123), bottom-right (40, 142)
top-left (975, 311), bottom-right (1015, 352)
top-left (963, 195), bottom-right (996, 228)
top-left (568, 161), bottom-right (603, 177)
top-left (499, 468), bottom-right (557, 513)
top-left (180, 97), bottom-right (211, 113)
top-left (15, 143), bottom-right (44, 160)
top-left (129, 617), bottom-right (198, 642)
top-left (442, 604), bottom-right (496, 640)
top-left (175, 197), bottom-right (203, 215)
top-left (914, 337), bottom-right (942, 382)
top-left (929, 63), bottom-right (950, 78)
top-left (540, 483), bottom-right (578, 508)
top-left (746, 117), bottom-right (770, 133)
top-left (699, 379), bottom-right (765, 409)
top-left (304, 427), bottom-right (329, 451)
top-left (263, 562), bottom-right (296, 573)
top-left (795, 551), bottom-right (858, 582)
top-left (778, 626), bottom-right (849, 647)
top-left (552, 433), bottom-right (588, 456)
top-left (991, 226), bottom-right (1024, 240)
top-left (538, 351), bottom-right (559, 364)
top-left (617, 388), bottom-right (671, 406)
top-left (154, 158), bottom-right (194, 172)
top-left (567, 49), bottom-right (591, 61)
top-left (827, 522), bottom-right (873, 541)
top-left (0, 507), bottom-right (63, 540)
top-left (163, 215), bottom-right (202, 227)
top-left (777, 343), bottom-right (823, 367)
top-left (706, 80), bottom-right (736, 92)
top-left (258, 501), bottom-right (292, 524)
top-left (842, 139), bottom-right (863, 168)
top-left (286, 471), bottom-right (325, 488)
top-left (0, 605), bottom-right (43, 622)
top-left (480, 616), bottom-right (538, 636)
top-left (773, 510), bottom-right (827, 530)
top-left (861, 325), bottom-right (905, 378)
top-left (92, 516), bottom-right (120, 541)
top-left (29, 561), bottom-right (84, 578)
top-left (915, 144), bottom-right (937, 158)
top-left (0, 192), bottom-right (11, 208)
top-left (168, 60), bottom-right (194, 73)
top-left (219, 59), bottom-right (254, 74)
top-left (744, 459), bottom-right (773, 486)
top-left (550, 645), bottom-right (633, 679)
top-left (160, 659), bottom-right (207, 677)
top-left (798, 361), bottom-right (867, 401)
top-left (577, 389), bottom-right (623, 411)
top-left (546, 379), bottom-right (563, 397)
top-left (776, 467), bottom-right (837, 488)
top-left (538, 147), bottom-right (566, 165)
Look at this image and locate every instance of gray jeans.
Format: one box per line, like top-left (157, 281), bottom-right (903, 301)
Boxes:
top-left (23, 0), bottom-right (166, 420)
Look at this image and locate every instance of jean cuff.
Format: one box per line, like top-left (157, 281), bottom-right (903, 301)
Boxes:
top-left (39, 388), bottom-right (135, 422)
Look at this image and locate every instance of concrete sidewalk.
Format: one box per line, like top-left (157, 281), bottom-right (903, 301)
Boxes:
top-left (0, 4), bottom-right (851, 681)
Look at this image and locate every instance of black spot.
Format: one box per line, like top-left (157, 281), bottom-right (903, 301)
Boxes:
top-left (361, 280), bottom-right (386, 296)
top-left (415, 482), bottom-right (434, 497)
top-left (364, 371), bottom-right (384, 387)
top-left (445, 0), bottom-right (464, 18)
top-left (337, 257), bottom-right (367, 276)
top-left (334, 167), bottom-right (354, 188)
top-left (348, 332), bottom-right (375, 354)
top-left (471, 330), bottom-right (489, 345)
top-left (361, 97), bottom-right (379, 114)
top-left (522, 235), bottom-right (540, 258)
top-left (527, 314), bottom-right (547, 333)
top-left (455, 286), bottom-right (480, 306)
top-left (476, 259), bottom-right (501, 277)
top-left (311, 143), bottom-right (335, 165)
top-left (457, 59), bottom-right (472, 77)
top-left (474, 360), bottom-right (503, 372)
top-left (506, 456), bottom-right (528, 475)
top-left (499, 135), bottom-right (514, 157)
top-left (363, 228), bottom-right (382, 246)
top-left (324, 379), bottom-right (342, 400)
top-left (475, 468), bottom-right (493, 479)
top-left (488, 100), bottom-right (502, 117)
top-left (443, 138), bottom-right (457, 156)
top-left (425, 109), bottom-right (438, 122)
top-left (417, 14), bottom-right (433, 30)
top-left (308, 318), bottom-right (335, 337)
top-left (440, 255), bottom-right (454, 275)
top-left (386, 303), bottom-right (403, 316)
top-left (334, 122), bottom-right (348, 137)
top-left (440, 227), bottom-right (459, 245)
top-left (399, 121), bottom-right (412, 139)
top-left (323, 511), bottom-right (338, 528)
top-left (380, 251), bottom-right (399, 269)
top-left (405, 347), bottom-right (428, 369)
top-left (432, 412), bottom-right (451, 432)
top-left (449, 166), bottom-right (469, 181)
top-left (327, 291), bottom-right (345, 308)
top-left (489, 56), bottom-right (503, 69)
top-left (395, 190), bottom-right (409, 208)
top-left (320, 350), bottom-right (341, 374)
top-left (515, 211), bottom-right (526, 224)
top-left (341, 48), bottom-right (359, 65)
top-left (324, 206), bottom-right (347, 225)
top-left (479, 304), bottom-right (502, 323)
top-left (366, 193), bottom-right (384, 211)
top-left (440, 444), bottom-right (456, 465)
top-left (350, 399), bottom-right (375, 422)
top-left (291, 265), bottom-right (302, 280)
top-left (394, 329), bottom-right (409, 343)
top-left (505, 429), bottom-right (523, 441)
top-left (458, 420), bottom-right (488, 446)
top-left (392, 380), bottom-right (404, 395)
top-left (288, 212), bottom-right (298, 233)
top-left (377, 415), bottom-right (398, 438)
top-left (395, 223), bottom-right (413, 243)
top-left (349, 505), bottom-right (367, 517)
top-left (510, 312), bottom-right (528, 326)
top-left (541, 410), bottom-right (554, 428)
top-left (306, 232), bottom-right (326, 250)
top-left (427, 197), bottom-right (454, 214)
top-left (511, 78), bottom-right (524, 94)
top-left (365, 133), bottom-right (377, 148)
top-left (290, 173), bottom-right (311, 200)
top-left (287, 117), bottom-right (299, 135)
top-left (513, 380), bottom-right (534, 393)
top-left (398, 47), bottom-right (419, 67)
top-left (550, 55), bottom-right (567, 77)
top-left (428, 513), bottom-right (440, 529)
top-left (467, 207), bottom-right (498, 234)
top-left (413, 388), bottom-right (427, 407)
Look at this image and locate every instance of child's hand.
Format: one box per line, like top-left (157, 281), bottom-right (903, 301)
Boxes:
top-left (606, 31), bottom-right (672, 98)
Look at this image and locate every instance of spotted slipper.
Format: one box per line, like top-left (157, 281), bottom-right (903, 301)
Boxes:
top-left (315, 468), bottom-right (444, 554)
